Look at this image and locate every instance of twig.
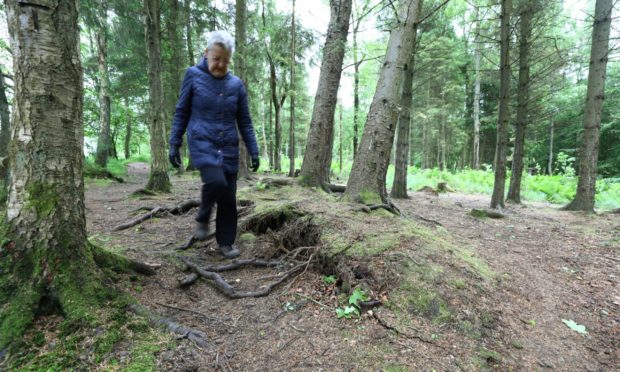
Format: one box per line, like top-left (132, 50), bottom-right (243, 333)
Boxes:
top-left (411, 213), bottom-right (443, 227)
top-left (372, 312), bottom-right (439, 346)
top-left (155, 302), bottom-right (234, 327)
top-left (278, 335), bottom-right (302, 352)
top-left (113, 207), bottom-right (163, 231)
top-left (290, 324), bottom-right (306, 333)
top-left (294, 293), bottom-right (332, 309)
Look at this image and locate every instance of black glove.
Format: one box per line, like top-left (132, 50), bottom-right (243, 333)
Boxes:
top-left (251, 156), bottom-right (260, 172)
top-left (169, 146), bottom-right (181, 168)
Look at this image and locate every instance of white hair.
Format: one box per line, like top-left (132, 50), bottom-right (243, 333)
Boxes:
top-left (207, 30), bottom-right (235, 53)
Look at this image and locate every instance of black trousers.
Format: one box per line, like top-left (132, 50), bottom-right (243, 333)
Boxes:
top-left (196, 166), bottom-right (237, 246)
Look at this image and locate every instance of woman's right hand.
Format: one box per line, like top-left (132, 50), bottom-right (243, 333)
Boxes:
top-left (169, 146), bottom-right (181, 168)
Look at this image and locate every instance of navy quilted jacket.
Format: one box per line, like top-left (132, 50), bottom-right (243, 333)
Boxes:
top-left (169, 58), bottom-right (259, 173)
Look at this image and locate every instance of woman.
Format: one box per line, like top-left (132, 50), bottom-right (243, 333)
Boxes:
top-left (168, 30), bottom-right (260, 258)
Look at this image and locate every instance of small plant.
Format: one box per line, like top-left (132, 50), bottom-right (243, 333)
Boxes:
top-left (322, 275), bottom-right (337, 285)
top-left (335, 287), bottom-right (369, 319)
top-left (255, 181), bottom-right (267, 191)
top-left (556, 152), bottom-right (576, 177)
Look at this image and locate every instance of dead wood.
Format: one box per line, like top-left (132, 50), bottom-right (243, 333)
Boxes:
top-left (128, 304), bottom-right (208, 347)
top-left (113, 207), bottom-right (163, 231)
top-left (410, 213), bottom-right (443, 227)
top-left (469, 208), bottom-right (506, 219)
top-left (179, 256), bottom-right (305, 298)
top-left (114, 199), bottom-right (203, 231)
top-left (326, 184), bottom-right (346, 193)
top-left (417, 186), bottom-right (439, 196)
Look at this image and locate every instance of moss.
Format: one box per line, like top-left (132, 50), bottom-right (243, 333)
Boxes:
top-left (468, 209), bottom-right (487, 218)
top-left (358, 188), bottom-right (382, 205)
top-left (238, 232), bottom-right (256, 244)
top-left (450, 279), bottom-right (467, 290)
top-left (26, 182), bottom-right (60, 217)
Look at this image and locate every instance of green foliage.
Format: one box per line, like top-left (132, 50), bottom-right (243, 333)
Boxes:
top-left (322, 275), bottom-right (337, 285)
top-left (336, 287), bottom-right (368, 319)
top-left (555, 152), bottom-right (576, 177)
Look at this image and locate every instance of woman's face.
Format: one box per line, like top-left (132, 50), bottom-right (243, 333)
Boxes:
top-left (206, 44), bottom-right (231, 78)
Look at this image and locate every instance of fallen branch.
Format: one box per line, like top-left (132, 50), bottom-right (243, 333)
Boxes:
top-left (469, 208), bottom-right (506, 219)
top-left (179, 256), bottom-right (304, 298)
top-left (410, 213), bottom-right (443, 227)
top-left (326, 184), bottom-right (346, 193)
top-left (128, 304), bottom-right (208, 347)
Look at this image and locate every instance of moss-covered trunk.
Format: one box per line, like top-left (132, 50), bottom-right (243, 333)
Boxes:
top-left (0, 0), bottom-right (125, 353)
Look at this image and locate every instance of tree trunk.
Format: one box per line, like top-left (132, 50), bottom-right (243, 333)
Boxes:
top-left (548, 118), bottom-right (554, 175)
top-left (288, 0), bottom-right (296, 177)
top-left (339, 101), bottom-right (343, 173)
top-left (473, 6), bottom-right (481, 170)
top-left (267, 54), bottom-right (285, 173)
top-left (261, 93), bottom-right (269, 161)
top-left (391, 0), bottom-right (422, 199)
top-left (1, 0), bottom-right (111, 349)
top-left (95, 28), bottom-right (112, 168)
top-left (168, 0), bottom-right (185, 175)
top-left (507, 3), bottom-right (533, 204)
top-left (344, 0), bottom-right (421, 204)
top-left (268, 92), bottom-right (274, 169)
top-left (300, 0), bottom-right (353, 188)
top-left (565, 0), bottom-right (612, 212)
top-left (490, 0), bottom-right (512, 209)
top-left (144, 0), bottom-right (171, 192)
top-left (235, 0), bottom-right (251, 179)
top-left (0, 65), bottom-right (10, 182)
top-left (185, 0), bottom-right (194, 66)
top-left (124, 97), bottom-right (132, 159)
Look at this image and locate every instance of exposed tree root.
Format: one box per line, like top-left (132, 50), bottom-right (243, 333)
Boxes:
top-left (258, 177), bottom-right (296, 188)
top-left (367, 201), bottom-right (401, 215)
top-left (417, 186), bottom-right (439, 196)
top-left (128, 304), bottom-right (208, 348)
top-left (178, 256), bottom-right (307, 298)
top-left (92, 247), bottom-right (159, 276)
top-left (113, 199), bottom-right (201, 231)
top-left (469, 208), bottom-right (506, 219)
top-left (326, 184), bottom-right (346, 193)
top-left (116, 199), bottom-right (254, 238)
top-left (410, 213), bottom-right (443, 227)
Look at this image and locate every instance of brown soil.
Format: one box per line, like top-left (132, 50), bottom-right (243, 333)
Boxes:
top-left (84, 163), bottom-right (619, 371)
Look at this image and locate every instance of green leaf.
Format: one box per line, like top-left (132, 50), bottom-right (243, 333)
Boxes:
top-left (322, 275), bottom-right (336, 285)
top-left (348, 288), bottom-right (368, 306)
top-left (336, 306), bottom-right (360, 319)
top-left (562, 319), bottom-right (587, 334)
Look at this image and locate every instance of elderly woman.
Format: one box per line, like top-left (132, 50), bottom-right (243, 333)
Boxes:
top-left (169, 30), bottom-right (259, 258)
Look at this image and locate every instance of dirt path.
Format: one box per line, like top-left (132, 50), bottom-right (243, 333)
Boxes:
top-left (85, 164), bottom-right (619, 371)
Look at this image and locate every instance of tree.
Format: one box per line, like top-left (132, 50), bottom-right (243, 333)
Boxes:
top-left (489, 0), bottom-right (511, 209)
top-left (144, 0), bottom-right (171, 191)
top-left (236, 0), bottom-right (252, 179)
top-left (343, 0), bottom-right (421, 204)
top-left (472, 5), bottom-right (481, 170)
top-left (300, 0), bottom-right (353, 188)
top-left (288, 0), bottom-right (296, 178)
top-left (565, 0), bottom-right (613, 211)
top-left (94, 16), bottom-right (112, 168)
top-left (0, 66), bottom-right (10, 182)
top-left (391, 0), bottom-right (423, 199)
top-left (507, 1), bottom-right (535, 203)
top-left (0, 0), bottom-right (150, 352)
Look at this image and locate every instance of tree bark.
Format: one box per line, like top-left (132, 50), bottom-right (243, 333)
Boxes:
top-left (507, 3), bottom-right (533, 203)
top-left (473, 6), bottom-right (481, 170)
top-left (124, 97), bottom-right (132, 159)
top-left (300, 0), bottom-right (353, 188)
top-left (1, 0), bottom-right (117, 349)
top-left (168, 0), bottom-right (185, 174)
top-left (490, 0), bottom-right (512, 209)
top-left (0, 65), bottom-right (10, 182)
top-left (267, 54), bottom-right (285, 173)
top-left (95, 28), bottom-right (112, 168)
top-left (235, 0), bottom-right (251, 179)
top-left (391, 0), bottom-right (423, 199)
top-left (185, 0), bottom-right (194, 66)
top-left (144, 0), bottom-right (171, 192)
top-left (548, 118), bottom-right (554, 175)
top-left (344, 0), bottom-right (421, 204)
top-left (288, 0), bottom-right (296, 177)
top-left (565, 0), bottom-right (612, 212)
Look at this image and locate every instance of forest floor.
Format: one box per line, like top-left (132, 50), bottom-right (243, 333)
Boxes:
top-left (73, 163), bottom-right (619, 371)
